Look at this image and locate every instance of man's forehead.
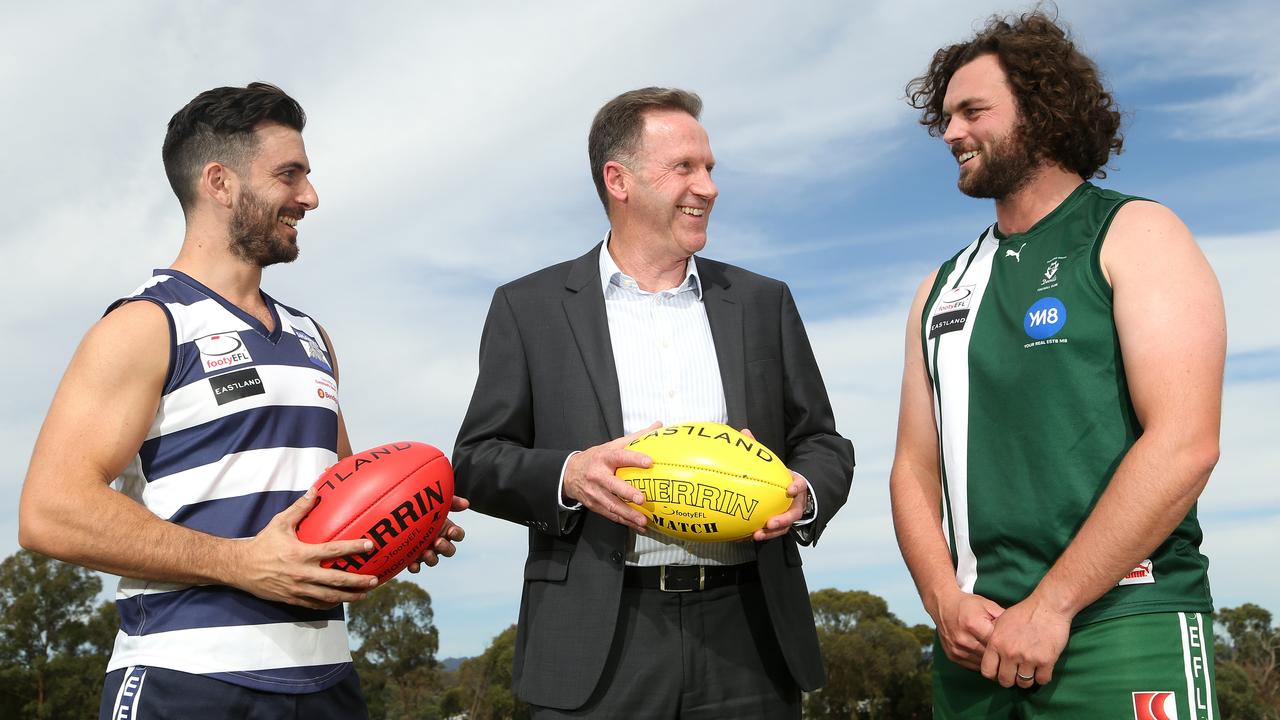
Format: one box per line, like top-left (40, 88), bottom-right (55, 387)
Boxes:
top-left (943, 55), bottom-right (1009, 111)
top-left (250, 122), bottom-right (308, 168)
top-left (638, 110), bottom-right (710, 153)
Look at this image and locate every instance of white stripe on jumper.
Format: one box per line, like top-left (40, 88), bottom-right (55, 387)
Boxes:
top-left (106, 620), bottom-right (352, 676)
top-left (147, 363), bottom-right (338, 440)
top-left (164, 297), bottom-right (255, 344)
top-left (141, 445), bottom-right (337, 522)
top-left (928, 229), bottom-right (997, 593)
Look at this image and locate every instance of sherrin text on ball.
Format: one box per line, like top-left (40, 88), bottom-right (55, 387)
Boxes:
top-left (296, 441), bottom-right (454, 582)
top-left (616, 422), bottom-right (792, 541)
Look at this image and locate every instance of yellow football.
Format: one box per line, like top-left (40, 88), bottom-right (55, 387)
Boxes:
top-left (616, 422), bottom-right (794, 542)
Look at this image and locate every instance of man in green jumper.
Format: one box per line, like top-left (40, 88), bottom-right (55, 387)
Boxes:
top-left (890, 11), bottom-right (1226, 719)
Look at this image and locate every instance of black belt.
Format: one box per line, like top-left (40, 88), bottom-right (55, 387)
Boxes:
top-left (623, 563), bottom-right (759, 592)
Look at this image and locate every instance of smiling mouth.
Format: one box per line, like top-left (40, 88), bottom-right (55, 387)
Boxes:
top-left (278, 214), bottom-right (300, 228)
top-left (956, 150), bottom-right (979, 166)
top-left (678, 206), bottom-right (705, 217)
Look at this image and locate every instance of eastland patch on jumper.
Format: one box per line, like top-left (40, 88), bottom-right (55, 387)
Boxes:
top-left (929, 285), bottom-right (976, 339)
top-left (209, 367), bottom-right (266, 406)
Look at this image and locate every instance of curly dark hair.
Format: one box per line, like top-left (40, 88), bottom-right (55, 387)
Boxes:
top-left (906, 10), bottom-right (1122, 179)
top-left (588, 87), bottom-right (703, 214)
top-left (162, 82), bottom-right (306, 213)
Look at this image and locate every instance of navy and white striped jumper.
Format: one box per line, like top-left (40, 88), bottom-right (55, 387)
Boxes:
top-left (104, 269), bottom-right (352, 693)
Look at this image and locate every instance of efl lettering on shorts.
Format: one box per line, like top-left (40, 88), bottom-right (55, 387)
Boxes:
top-left (195, 331), bottom-right (254, 373)
top-left (209, 368), bottom-right (266, 406)
top-left (1179, 612), bottom-right (1215, 720)
top-left (929, 285), bottom-right (975, 339)
top-left (112, 666), bottom-right (148, 720)
top-left (1132, 691), bottom-right (1178, 720)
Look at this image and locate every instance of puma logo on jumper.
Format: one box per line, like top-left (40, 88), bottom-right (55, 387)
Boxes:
top-left (1005, 242), bottom-right (1027, 262)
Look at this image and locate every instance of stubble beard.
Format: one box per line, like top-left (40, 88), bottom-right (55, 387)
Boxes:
top-left (229, 186), bottom-right (299, 268)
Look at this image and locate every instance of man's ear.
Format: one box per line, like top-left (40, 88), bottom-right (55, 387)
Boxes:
top-left (200, 161), bottom-right (237, 209)
top-left (603, 160), bottom-right (630, 205)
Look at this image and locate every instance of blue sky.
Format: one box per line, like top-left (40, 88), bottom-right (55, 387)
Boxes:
top-left (2, 2), bottom-right (1277, 659)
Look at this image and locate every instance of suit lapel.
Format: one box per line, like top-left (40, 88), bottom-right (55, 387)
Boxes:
top-left (700, 260), bottom-right (749, 429)
top-left (562, 244), bottom-right (625, 439)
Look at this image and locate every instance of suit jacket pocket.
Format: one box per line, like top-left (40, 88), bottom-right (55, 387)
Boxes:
top-left (524, 549), bottom-right (572, 582)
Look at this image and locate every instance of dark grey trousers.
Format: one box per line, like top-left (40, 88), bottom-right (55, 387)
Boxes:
top-left (530, 578), bottom-right (801, 720)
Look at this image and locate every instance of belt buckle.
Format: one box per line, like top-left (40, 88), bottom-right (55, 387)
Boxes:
top-left (659, 565), bottom-right (705, 592)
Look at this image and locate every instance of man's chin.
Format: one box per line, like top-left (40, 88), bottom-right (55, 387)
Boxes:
top-left (251, 240), bottom-right (300, 268)
top-left (259, 250), bottom-right (299, 268)
top-left (678, 234), bottom-right (708, 257)
top-left (957, 179), bottom-right (994, 199)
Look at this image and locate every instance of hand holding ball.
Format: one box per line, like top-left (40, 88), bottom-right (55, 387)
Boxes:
top-left (615, 422), bottom-right (793, 541)
top-left (296, 441), bottom-right (454, 582)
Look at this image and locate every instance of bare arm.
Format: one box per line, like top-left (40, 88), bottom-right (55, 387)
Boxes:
top-left (890, 269), bottom-right (1004, 670)
top-left (19, 301), bottom-right (377, 608)
top-left (982, 201), bottom-right (1225, 686)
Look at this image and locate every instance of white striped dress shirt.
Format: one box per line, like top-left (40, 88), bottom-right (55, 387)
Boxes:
top-left (598, 242), bottom-right (755, 567)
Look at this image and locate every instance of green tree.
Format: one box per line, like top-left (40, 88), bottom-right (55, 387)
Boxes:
top-left (1216, 660), bottom-right (1274, 720)
top-left (347, 578), bottom-right (446, 720)
top-left (1217, 604), bottom-right (1280, 719)
top-left (884, 623), bottom-right (934, 720)
top-left (0, 550), bottom-right (110, 719)
top-left (805, 588), bottom-right (933, 720)
top-left (445, 624), bottom-right (526, 720)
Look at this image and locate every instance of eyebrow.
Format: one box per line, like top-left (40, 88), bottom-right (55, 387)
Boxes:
top-left (669, 157), bottom-right (716, 170)
top-left (272, 161), bottom-right (310, 174)
top-left (943, 97), bottom-right (981, 115)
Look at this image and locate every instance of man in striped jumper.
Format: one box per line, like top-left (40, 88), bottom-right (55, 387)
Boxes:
top-left (890, 11), bottom-right (1225, 720)
top-left (19, 82), bottom-right (464, 719)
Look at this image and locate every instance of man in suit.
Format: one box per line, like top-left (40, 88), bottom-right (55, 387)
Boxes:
top-left (454, 87), bottom-right (854, 719)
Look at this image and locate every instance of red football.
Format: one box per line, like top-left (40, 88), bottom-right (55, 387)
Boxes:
top-left (296, 441), bottom-right (454, 582)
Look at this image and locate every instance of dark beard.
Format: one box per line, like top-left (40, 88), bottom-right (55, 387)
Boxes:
top-left (229, 186), bottom-right (299, 267)
top-left (957, 121), bottom-right (1038, 200)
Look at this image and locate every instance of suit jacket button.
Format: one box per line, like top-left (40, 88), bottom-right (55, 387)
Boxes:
top-left (610, 551), bottom-right (623, 564)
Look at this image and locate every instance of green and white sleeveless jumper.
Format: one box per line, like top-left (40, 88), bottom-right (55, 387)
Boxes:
top-left (921, 182), bottom-right (1212, 626)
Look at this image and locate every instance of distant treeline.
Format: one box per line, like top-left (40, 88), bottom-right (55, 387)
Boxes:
top-left (1, 550), bottom-right (1276, 719)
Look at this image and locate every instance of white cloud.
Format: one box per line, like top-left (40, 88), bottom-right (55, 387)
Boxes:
top-left (1095, 0), bottom-right (1280, 140)
top-left (1200, 229), bottom-right (1280, 356)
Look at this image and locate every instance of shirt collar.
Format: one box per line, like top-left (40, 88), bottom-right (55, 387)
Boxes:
top-left (598, 232), bottom-right (703, 300)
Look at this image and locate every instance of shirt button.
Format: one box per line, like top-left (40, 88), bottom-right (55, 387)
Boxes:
top-left (666, 390), bottom-right (676, 399)
top-left (610, 551), bottom-right (624, 564)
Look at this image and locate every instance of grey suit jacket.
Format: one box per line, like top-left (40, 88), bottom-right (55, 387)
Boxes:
top-left (453, 243), bottom-right (854, 709)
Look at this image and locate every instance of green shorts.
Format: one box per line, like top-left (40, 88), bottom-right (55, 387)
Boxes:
top-left (934, 611), bottom-right (1219, 719)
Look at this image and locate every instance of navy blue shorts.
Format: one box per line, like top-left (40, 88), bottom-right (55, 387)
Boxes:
top-left (100, 665), bottom-right (368, 720)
